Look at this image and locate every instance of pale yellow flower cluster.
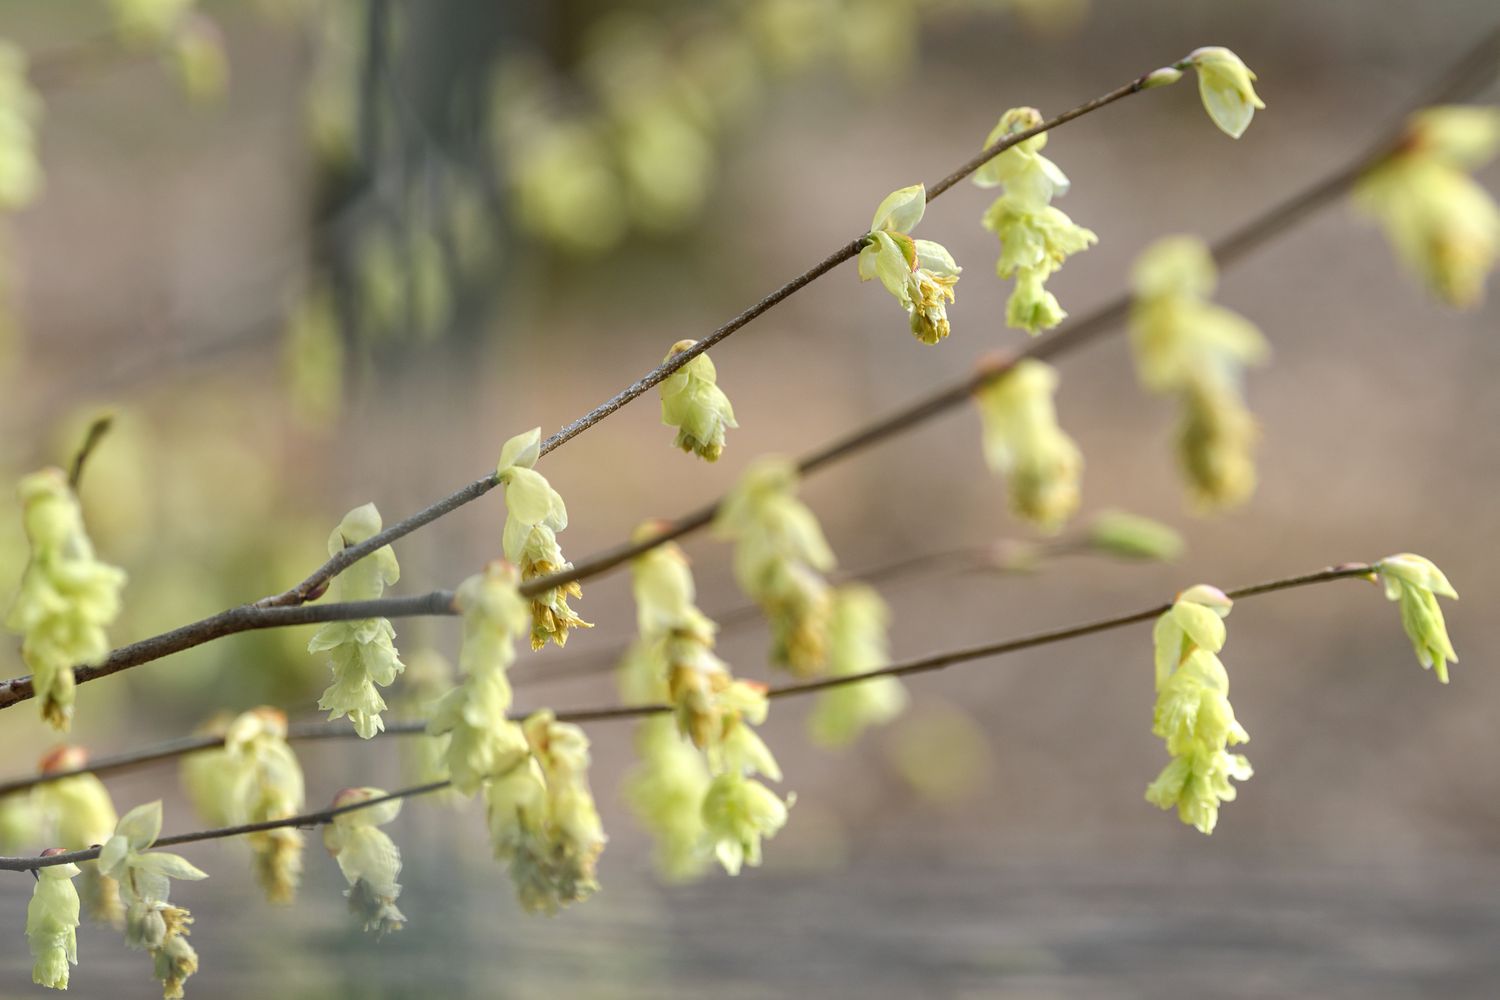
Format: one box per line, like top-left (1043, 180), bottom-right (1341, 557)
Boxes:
top-left (622, 530), bottom-right (790, 877)
top-left (1356, 106), bottom-right (1500, 307)
top-left (181, 708), bottom-right (306, 903)
top-left (1129, 237), bottom-right (1268, 510)
top-left (857, 184), bottom-right (962, 345)
top-left (97, 802), bottom-right (209, 999)
top-left (496, 429), bottom-right (592, 649)
top-left (309, 504), bottom-right (405, 738)
top-left (974, 107), bottom-right (1097, 334)
top-left (1144, 586), bottom-right (1252, 835)
top-left (713, 457), bottom-right (837, 674)
top-left (6, 469), bottom-right (127, 731)
top-left (974, 359), bottom-right (1083, 531)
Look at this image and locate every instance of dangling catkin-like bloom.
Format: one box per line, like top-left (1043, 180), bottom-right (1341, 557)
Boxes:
top-left (496, 428), bottom-right (592, 648)
top-left (659, 340), bottom-right (738, 461)
top-left (1129, 236), bottom-right (1268, 510)
top-left (713, 457), bottom-right (837, 675)
top-left (1355, 105), bottom-right (1500, 307)
top-left (974, 107), bottom-right (1097, 334)
top-left (974, 358), bottom-right (1083, 532)
top-left (6, 469), bottom-right (127, 731)
top-left (322, 788), bottom-right (405, 935)
top-left (27, 851), bottom-right (81, 990)
top-left (1374, 553), bottom-right (1459, 682)
top-left (807, 584), bottom-right (905, 747)
top-left (34, 746), bottom-right (122, 926)
top-left (857, 183), bottom-right (962, 345)
top-left (308, 503), bottom-right (405, 738)
top-left (1144, 585), bottom-right (1251, 835)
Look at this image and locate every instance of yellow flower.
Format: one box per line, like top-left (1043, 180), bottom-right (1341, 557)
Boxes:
top-left (1185, 47), bottom-right (1265, 139)
top-left (808, 585), bottom-right (905, 747)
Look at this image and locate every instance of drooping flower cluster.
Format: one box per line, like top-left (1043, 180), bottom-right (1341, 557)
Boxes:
top-left (6, 468), bottom-right (127, 731)
top-left (395, 650), bottom-right (457, 789)
top-left (975, 359), bottom-right (1084, 531)
top-left (622, 529), bottom-right (790, 877)
top-left (97, 802), bottom-right (209, 999)
top-left (33, 746), bottom-right (122, 926)
top-left (1374, 554), bottom-right (1459, 683)
top-left (659, 339), bottom-right (738, 461)
top-left (425, 562), bottom-right (608, 912)
top-left (486, 711), bottom-right (607, 914)
top-left (1129, 236), bottom-right (1268, 510)
top-left (713, 457), bottom-right (837, 674)
top-left (857, 183), bottom-right (962, 344)
top-left (1144, 585), bottom-right (1251, 835)
top-left (180, 708), bottom-right (306, 903)
top-left (308, 503), bottom-right (405, 738)
top-left (0, 42), bottom-right (43, 211)
top-left (807, 584), bottom-right (906, 747)
top-left (1355, 106), bottom-right (1500, 307)
top-left (496, 428), bottom-right (592, 648)
top-left (322, 788), bottom-right (405, 936)
top-left (1182, 47), bottom-right (1265, 139)
top-left (974, 107), bottom-right (1097, 334)
top-left (427, 562), bottom-right (531, 796)
top-left (27, 851), bottom-right (81, 990)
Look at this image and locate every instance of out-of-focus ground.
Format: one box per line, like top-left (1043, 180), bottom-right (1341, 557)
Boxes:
top-left (1, 0), bottom-right (1499, 997)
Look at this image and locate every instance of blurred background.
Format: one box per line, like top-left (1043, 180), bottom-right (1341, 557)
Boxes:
top-left (1, 0), bottom-right (1498, 996)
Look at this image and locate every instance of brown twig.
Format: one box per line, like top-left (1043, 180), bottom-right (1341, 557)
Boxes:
top-left (0, 562), bottom-right (1378, 806)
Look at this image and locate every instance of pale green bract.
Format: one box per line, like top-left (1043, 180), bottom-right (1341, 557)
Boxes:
top-left (308, 503), bottom-right (404, 738)
top-left (322, 788), bottom-right (405, 935)
top-left (1144, 587), bottom-right (1251, 835)
top-left (27, 859), bottom-right (81, 991)
top-left (856, 183), bottom-right (962, 345)
top-left (1185, 46), bottom-right (1265, 139)
top-left (6, 468), bottom-right (127, 731)
top-left (1375, 554), bottom-right (1459, 682)
top-left (974, 107), bottom-right (1097, 334)
top-left (1086, 510), bottom-right (1185, 562)
top-left (659, 339), bottom-right (738, 461)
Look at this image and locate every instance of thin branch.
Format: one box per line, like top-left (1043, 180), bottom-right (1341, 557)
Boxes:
top-left (4, 29), bottom-right (1491, 714)
top-left (0, 592), bottom-right (458, 710)
top-left (255, 70), bottom-right (1161, 610)
top-left (0, 781), bottom-right (451, 873)
top-left (0, 562), bottom-right (1378, 803)
top-left (507, 533), bottom-right (1098, 691)
top-left (66, 414), bottom-right (114, 492)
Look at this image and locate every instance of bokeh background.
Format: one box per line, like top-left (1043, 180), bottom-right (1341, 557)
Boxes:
top-left (1, 0), bottom-right (1498, 996)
